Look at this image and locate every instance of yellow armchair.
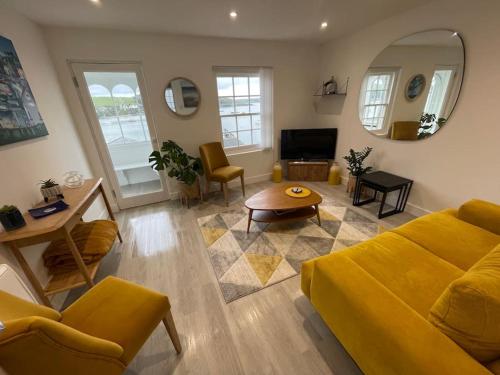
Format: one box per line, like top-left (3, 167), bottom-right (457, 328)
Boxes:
top-left (199, 142), bottom-right (245, 206)
top-left (0, 276), bottom-right (181, 374)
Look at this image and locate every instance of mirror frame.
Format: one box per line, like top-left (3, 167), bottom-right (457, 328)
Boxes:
top-left (358, 29), bottom-right (466, 141)
top-left (164, 77), bottom-right (201, 118)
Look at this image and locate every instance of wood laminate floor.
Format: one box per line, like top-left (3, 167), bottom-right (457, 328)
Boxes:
top-left (65, 181), bottom-right (415, 375)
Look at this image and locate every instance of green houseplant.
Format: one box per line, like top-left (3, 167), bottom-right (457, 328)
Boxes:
top-left (418, 113), bottom-right (447, 139)
top-left (39, 178), bottom-right (64, 202)
top-left (0, 205), bottom-right (26, 231)
top-left (149, 140), bottom-right (204, 206)
top-left (343, 147), bottom-right (373, 194)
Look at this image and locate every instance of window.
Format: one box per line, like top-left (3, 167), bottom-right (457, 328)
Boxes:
top-left (360, 68), bottom-right (398, 132)
top-left (215, 68), bottom-right (273, 151)
top-left (424, 67), bottom-right (455, 120)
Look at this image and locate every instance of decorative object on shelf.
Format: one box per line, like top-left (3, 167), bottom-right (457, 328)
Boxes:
top-left (62, 171), bottom-right (84, 188)
top-left (39, 179), bottom-right (64, 203)
top-left (149, 140), bottom-right (204, 208)
top-left (405, 74), bottom-right (426, 101)
top-left (0, 205), bottom-right (26, 231)
top-left (314, 77), bottom-right (349, 97)
top-left (359, 30), bottom-right (465, 141)
top-left (272, 162), bottom-right (282, 183)
top-left (0, 36), bottom-right (48, 146)
top-left (164, 77), bottom-right (201, 117)
top-left (418, 113), bottom-right (447, 139)
top-left (323, 76), bottom-right (338, 95)
top-left (328, 162), bottom-right (342, 185)
top-left (285, 186), bottom-right (312, 198)
top-left (343, 147), bottom-right (373, 195)
top-left (28, 200), bottom-right (69, 219)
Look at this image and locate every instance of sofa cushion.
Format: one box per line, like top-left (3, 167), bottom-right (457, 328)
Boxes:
top-left (458, 199), bottom-right (500, 235)
top-left (392, 212), bottom-right (500, 270)
top-left (429, 244), bottom-right (500, 362)
top-left (341, 232), bottom-right (464, 317)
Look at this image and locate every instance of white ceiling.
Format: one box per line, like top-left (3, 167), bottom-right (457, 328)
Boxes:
top-left (2, 0), bottom-right (431, 42)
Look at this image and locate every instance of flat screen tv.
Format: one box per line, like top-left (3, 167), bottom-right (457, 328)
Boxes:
top-left (280, 128), bottom-right (337, 160)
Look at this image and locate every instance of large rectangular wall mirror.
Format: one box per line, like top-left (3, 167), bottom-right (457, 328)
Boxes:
top-left (358, 30), bottom-right (465, 141)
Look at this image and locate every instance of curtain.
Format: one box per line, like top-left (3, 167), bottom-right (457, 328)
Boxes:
top-left (260, 67), bottom-right (273, 150)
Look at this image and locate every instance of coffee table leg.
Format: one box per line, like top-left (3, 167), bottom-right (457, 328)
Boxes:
top-left (315, 204), bottom-right (321, 226)
top-left (247, 209), bottom-right (253, 233)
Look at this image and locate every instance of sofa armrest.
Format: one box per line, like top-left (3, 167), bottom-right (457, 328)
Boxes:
top-left (458, 199), bottom-right (500, 235)
top-left (308, 254), bottom-right (492, 375)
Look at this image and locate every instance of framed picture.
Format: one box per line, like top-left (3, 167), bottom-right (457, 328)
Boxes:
top-left (0, 35), bottom-right (48, 146)
top-left (405, 74), bottom-right (426, 101)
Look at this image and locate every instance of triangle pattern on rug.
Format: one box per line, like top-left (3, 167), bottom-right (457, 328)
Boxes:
top-left (245, 234), bottom-right (280, 256)
top-left (343, 208), bottom-right (373, 223)
top-left (200, 227), bottom-right (227, 247)
top-left (265, 259), bottom-right (296, 286)
top-left (245, 253), bottom-right (282, 286)
top-left (231, 230), bottom-right (261, 252)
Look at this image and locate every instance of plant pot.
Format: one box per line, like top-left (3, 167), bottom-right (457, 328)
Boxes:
top-left (0, 208), bottom-right (26, 231)
top-left (179, 177), bottom-right (202, 208)
top-left (346, 174), bottom-right (357, 195)
top-left (41, 184), bottom-right (64, 203)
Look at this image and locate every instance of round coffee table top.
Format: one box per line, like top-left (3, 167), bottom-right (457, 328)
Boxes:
top-left (245, 184), bottom-right (322, 211)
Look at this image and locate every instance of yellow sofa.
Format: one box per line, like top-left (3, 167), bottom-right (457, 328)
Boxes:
top-left (302, 199), bottom-right (500, 375)
top-left (0, 276), bottom-right (181, 374)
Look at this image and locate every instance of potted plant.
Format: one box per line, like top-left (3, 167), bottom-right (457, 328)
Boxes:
top-left (149, 140), bottom-right (204, 207)
top-left (39, 178), bottom-right (64, 203)
top-left (0, 205), bottom-right (26, 231)
top-left (418, 113), bottom-right (447, 139)
top-left (343, 147), bottom-right (373, 194)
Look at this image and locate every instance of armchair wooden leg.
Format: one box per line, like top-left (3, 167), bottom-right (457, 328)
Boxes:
top-left (163, 310), bottom-right (182, 354)
top-left (240, 174), bottom-right (245, 197)
top-left (205, 177), bottom-right (210, 196)
top-left (222, 182), bottom-right (229, 206)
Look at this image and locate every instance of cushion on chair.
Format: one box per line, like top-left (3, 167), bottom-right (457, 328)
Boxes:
top-left (458, 199), bottom-right (500, 235)
top-left (199, 142), bottom-right (229, 176)
top-left (392, 212), bottom-right (500, 270)
top-left (61, 276), bottom-right (170, 364)
top-left (429, 244), bottom-right (500, 363)
top-left (211, 166), bottom-right (244, 182)
top-left (391, 121), bottom-right (420, 140)
top-left (0, 290), bottom-right (61, 322)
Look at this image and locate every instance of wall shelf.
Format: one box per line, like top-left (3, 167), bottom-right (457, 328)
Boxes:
top-left (313, 77), bottom-right (350, 98)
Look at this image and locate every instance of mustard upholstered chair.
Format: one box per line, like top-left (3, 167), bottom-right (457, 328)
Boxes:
top-left (199, 142), bottom-right (245, 206)
top-left (0, 276), bottom-right (181, 375)
top-left (390, 121), bottom-right (420, 140)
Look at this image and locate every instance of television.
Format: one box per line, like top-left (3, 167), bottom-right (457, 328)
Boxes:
top-left (280, 128), bottom-right (337, 160)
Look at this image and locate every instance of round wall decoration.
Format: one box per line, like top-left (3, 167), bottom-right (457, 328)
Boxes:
top-left (405, 74), bottom-right (426, 101)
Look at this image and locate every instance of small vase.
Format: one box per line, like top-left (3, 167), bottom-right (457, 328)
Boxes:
top-left (328, 162), bottom-right (341, 185)
top-left (179, 177), bottom-right (202, 208)
top-left (0, 208), bottom-right (26, 232)
top-left (272, 162), bottom-right (282, 183)
top-left (40, 184), bottom-right (64, 203)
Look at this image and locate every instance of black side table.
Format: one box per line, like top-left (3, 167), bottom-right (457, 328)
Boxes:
top-left (353, 171), bottom-right (413, 219)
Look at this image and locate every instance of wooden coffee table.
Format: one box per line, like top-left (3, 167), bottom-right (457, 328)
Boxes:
top-left (244, 185), bottom-right (322, 233)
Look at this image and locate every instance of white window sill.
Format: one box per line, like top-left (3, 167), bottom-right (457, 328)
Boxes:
top-left (224, 146), bottom-right (270, 157)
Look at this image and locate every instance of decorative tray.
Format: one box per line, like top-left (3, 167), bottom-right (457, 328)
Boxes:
top-left (28, 200), bottom-right (69, 219)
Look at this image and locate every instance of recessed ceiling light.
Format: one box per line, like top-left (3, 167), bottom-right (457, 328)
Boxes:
top-left (452, 32), bottom-right (458, 37)
top-left (90, 0), bottom-right (101, 5)
top-left (321, 22), bottom-right (328, 29)
top-left (230, 11), bottom-right (238, 19)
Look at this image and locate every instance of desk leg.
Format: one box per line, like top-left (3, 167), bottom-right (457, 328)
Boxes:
top-left (9, 243), bottom-right (52, 307)
top-left (247, 209), bottom-right (253, 234)
top-left (63, 228), bottom-right (94, 288)
top-left (99, 183), bottom-right (123, 243)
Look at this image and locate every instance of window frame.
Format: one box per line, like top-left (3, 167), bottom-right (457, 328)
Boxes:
top-left (359, 67), bottom-right (400, 136)
top-left (214, 70), bottom-right (264, 154)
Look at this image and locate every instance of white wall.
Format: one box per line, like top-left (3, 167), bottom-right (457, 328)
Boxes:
top-left (0, 6), bottom-right (102, 301)
top-left (317, 0), bottom-right (500, 213)
top-left (43, 27), bottom-right (320, 200)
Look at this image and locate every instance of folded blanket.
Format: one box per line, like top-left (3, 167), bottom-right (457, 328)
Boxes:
top-left (43, 220), bottom-right (118, 274)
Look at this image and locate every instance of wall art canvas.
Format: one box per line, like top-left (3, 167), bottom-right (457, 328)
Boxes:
top-left (0, 35), bottom-right (48, 146)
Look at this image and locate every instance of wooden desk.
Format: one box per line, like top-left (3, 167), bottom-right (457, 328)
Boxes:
top-left (0, 178), bottom-right (122, 307)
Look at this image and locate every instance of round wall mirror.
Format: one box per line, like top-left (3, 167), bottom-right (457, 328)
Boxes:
top-left (164, 77), bottom-right (200, 117)
top-left (358, 30), bottom-right (465, 140)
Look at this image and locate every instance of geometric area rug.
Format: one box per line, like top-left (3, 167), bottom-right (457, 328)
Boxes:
top-left (197, 205), bottom-right (380, 303)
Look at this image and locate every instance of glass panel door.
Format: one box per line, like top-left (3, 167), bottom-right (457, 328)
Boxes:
top-left (72, 63), bottom-right (169, 209)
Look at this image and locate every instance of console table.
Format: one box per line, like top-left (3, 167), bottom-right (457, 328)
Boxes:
top-left (0, 178), bottom-right (122, 307)
top-left (287, 161), bottom-right (329, 181)
top-left (353, 171), bottom-right (413, 218)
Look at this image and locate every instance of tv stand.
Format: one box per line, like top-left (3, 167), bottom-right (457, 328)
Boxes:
top-left (287, 160), bottom-right (329, 181)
